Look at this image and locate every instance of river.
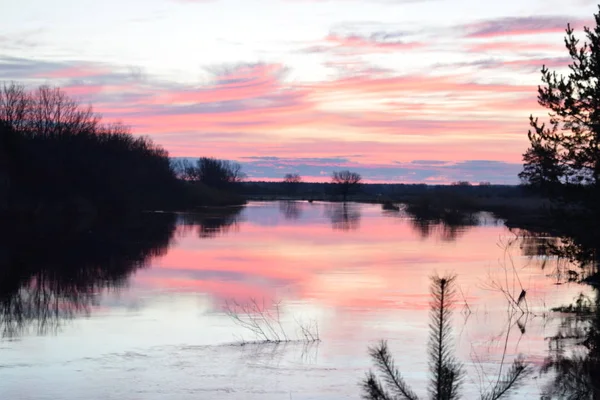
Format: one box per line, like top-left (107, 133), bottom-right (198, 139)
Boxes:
top-left (0, 201), bottom-right (593, 399)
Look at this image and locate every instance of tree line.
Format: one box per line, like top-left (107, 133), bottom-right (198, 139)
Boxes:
top-left (0, 83), bottom-right (246, 221)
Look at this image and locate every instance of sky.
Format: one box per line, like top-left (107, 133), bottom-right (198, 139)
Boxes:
top-left (0, 0), bottom-right (596, 183)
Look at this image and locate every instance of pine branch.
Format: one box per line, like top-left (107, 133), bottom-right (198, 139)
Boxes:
top-left (480, 358), bottom-right (529, 400)
top-left (361, 372), bottom-right (394, 400)
top-left (362, 340), bottom-right (419, 400)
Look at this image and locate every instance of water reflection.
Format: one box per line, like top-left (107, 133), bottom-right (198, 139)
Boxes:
top-left (325, 202), bottom-right (361, 231)
top-left (541, 292), bottom-right (600, 398)
top-left (2, 202), bottom-right (596, 399)
top-left (235, 340), bottom-right (320, 369)
top-left (403, 203), bottom-right (479, 241)
top-left (514, 222), bottom-right (600, 398)
top-left (279, 201), bottom-right (302, 220)
top-left (507, 209), bottom-right (599, 286)
top-left (178, 206), bottom-right (244, 238)
top-left (0, 213), bottom-right (177, 338)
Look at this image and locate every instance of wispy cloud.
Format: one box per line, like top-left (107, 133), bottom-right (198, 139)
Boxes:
top-left (304, 32), bottom-right (423, 54)
top-left (0, 55), bottom-right (540, 182)
top-left (463, 16), bottom-right (588, 38)
top-left (466, 40), bottom-right (566, 53)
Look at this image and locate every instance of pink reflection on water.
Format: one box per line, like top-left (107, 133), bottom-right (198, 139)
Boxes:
top-left (3, 202), bottom-right (590, 399)
top-left (134, 203), bottom-right (581, 316)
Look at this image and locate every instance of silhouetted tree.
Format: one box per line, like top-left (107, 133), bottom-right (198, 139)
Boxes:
top-left (519, 7), bottom-right (600, 196)
top-left (284, 173), bottom-right (301, 183)
top-left (362, 274), bottom-right (528, 400)
top-left (171, 159), bottom-right (200, 181)
top-left (452, 181), bottom-right (471, 186)
top-left (0, 83), bottom-right (29, 132)
top-left (171, 157), bottom-right (246, 189)
top-left (331, 170), bottom-right (361, 201)
top-left (193, 157), bottom-right (245, 189)
top-left (283, 173), bottom-right (302, 195)
top-left (29, 85), bottom-right (99, 136)
top-left (517, 9), bottom-right (600, 281)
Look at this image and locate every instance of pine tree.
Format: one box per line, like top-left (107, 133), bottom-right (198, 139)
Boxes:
top-left (520, 6), bottom-right (600, 204)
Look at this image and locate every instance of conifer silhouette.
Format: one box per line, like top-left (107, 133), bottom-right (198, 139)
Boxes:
top-left (361, 274), bottom-right (528, 400)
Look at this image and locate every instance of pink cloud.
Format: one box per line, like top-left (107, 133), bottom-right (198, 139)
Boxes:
top-left (467, 41), bottom-right (566, 53)
top-left (159, 64), bottom-right (291, 104)
top-left (9, 60), bottom-right (543, 179)
top-left (321, 33), bottom-right (424, 53)
top-left (310, 74), bottom-right (535, 95)
top-left (502, 57), bottom-right (571, 69)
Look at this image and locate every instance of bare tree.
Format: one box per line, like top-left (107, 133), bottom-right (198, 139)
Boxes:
top-left (28, 85), bottom-right (99, 136)
top-left (0, 83), bottom-right (99, 136)
top-left (170, 157), bottom-right (245, 188)
top-left (224, 160), bottom-right (246, 183)
top-left (452, 181), bottom-right (471, 187)
top-left (283, 173), bottom-right (302, 195)
top-left (171, 159), bottom-right (200, 181)
top-left (224, 298), bottom-right (319, 344)
top-left (284, 173), bottom-right (301, 184)
top-left (331, 170), bottom-right (361, 201)
top-left (0, 82), bottom-right (29, 132)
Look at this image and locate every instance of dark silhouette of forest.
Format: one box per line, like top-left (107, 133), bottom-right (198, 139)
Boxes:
top-left (0, 83), bottom-right (245, 224)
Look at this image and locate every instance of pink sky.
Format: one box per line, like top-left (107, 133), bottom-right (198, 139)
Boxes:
top-left (1, 0), bottom-right (595, 183)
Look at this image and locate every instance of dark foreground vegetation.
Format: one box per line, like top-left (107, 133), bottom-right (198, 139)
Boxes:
top-left (363, 275), bottom-right (528, 400)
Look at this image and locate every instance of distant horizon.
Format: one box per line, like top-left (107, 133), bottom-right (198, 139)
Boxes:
top-left (2, 0), bottom-right (594, 183)
top-left (172, 156), bottom-right (521, 184)
top-left (226, 177), bottom-right (516, 185)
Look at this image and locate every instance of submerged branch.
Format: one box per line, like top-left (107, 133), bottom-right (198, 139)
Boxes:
top-left (225, 298), bottom-right (320, 344)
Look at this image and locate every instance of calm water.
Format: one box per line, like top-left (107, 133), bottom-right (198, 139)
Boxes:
top-left (0, 201), bottom-right (591, 399)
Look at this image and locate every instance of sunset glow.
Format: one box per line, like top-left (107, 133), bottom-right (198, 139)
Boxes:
top-left (1, 0), bottom-right (594, 182)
